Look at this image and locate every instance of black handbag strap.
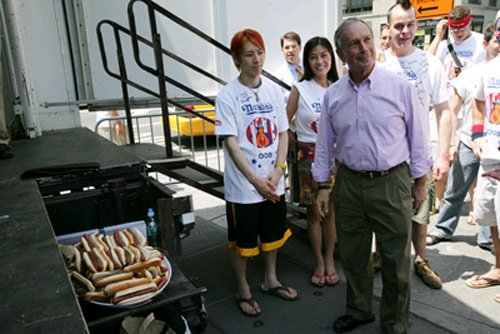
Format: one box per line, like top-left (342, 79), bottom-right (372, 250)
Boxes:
top-left (446, 38), bottom-right (463, 75)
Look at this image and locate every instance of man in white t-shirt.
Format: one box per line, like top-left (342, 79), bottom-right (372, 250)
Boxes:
top-left (427, 5), bottom-right (486, 86)
top-left (274, 31), bottom-right (303, 101)
top-left (464, 17), bottom-right (500, 301)
top-left (381, 0), bottom-right (452, 290)
top-left (427, 22), bottom-right (499, 252)
top-left (215, 29), bottom-right (297, 317)
top-left (274, 32), bottom-right (303, 203)
top-left (427, 5), bottom-right (486, 212)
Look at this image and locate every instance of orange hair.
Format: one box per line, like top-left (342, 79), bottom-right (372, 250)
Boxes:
top-left (230, 29), bottom-right (265, 69)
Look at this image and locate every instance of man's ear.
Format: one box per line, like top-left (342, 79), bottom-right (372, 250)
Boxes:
top-left (336, 48), bottom-right (345, 64)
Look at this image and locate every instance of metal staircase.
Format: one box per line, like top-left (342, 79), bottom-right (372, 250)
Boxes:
top-left (96, 0), bottom-right (300, 210)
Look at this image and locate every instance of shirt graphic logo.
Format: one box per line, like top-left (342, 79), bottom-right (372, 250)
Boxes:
top-left (246, 117), bottom-right (278, 148)
top-left (489, 93), bottom-right (500, 125)
top-left (456, 50), bottom-right (473, 58)
top-left (311, 119), bottom-right (318, 133)
top-left (312, 102), bottom-right (322, 113)
top-left (402, 69), bottom-right (418, 82)
top-left (240, 92), bottom-right (252, 103)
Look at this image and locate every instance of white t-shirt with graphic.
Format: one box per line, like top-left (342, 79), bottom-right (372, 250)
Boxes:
top-left (215, 77), bottom-right (289, 203)
top-left (474, 56), bottom-right (500, 166)
top-left (436, 31), bottom-right (485, 85)
top-left (450, 62), bottom-right (485, 148)
top-left (379, 48), bottom-right (449, 160)
top-left (293, 80), bottom-right (327, 143)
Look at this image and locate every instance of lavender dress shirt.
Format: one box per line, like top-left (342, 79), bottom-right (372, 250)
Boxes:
top-left (312, 65), bottom-right (431, 182)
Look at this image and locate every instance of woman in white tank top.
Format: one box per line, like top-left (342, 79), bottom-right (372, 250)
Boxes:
top-left (286, 37), bottom-right (339, 288)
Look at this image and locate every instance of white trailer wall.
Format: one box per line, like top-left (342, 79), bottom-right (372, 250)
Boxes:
top-left (2, 0), bottom-right (80, 135)
top-left (3, 0), bottom-right (340, 133)
top-left (81, 0), bottom-right (341, 104)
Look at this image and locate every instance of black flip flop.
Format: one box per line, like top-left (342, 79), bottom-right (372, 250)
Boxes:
top-left (260, 284), bottom-right (298, 301)
top-left (235, 297), bottom-right (261, 317)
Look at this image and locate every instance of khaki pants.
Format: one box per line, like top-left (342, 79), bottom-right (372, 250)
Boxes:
top-left (334, 164), bottom-right (412, 334)
top-left (412, 169), bottom-right (433, 225)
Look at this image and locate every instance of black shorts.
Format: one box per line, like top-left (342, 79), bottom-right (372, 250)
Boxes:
top-left (226, 195), bottom-right (291, 257)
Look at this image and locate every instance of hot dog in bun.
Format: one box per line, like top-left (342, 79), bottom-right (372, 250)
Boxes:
top-left (105, 277), bottom-right (150, 296)
top-left (112, 282), bottom-right (158, 305)
top-left (124, 257), bottom-right (162, 273)
top-left (92, 271), bottom-right (134, 288)
top-left (71, 271), bottom-right (95, 297)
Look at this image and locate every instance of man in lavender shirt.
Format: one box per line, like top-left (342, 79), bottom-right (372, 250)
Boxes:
top-left (313, 18), bottom-right (430, 333)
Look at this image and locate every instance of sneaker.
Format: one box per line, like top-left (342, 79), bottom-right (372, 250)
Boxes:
top-left (414, 260), bottom-right (442, 289)
top-left (426, 234), bottom-right (447, 246)
top-left (478, 243), bottom-right (495, 255)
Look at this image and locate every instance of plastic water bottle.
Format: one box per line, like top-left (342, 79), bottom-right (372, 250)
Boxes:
top-left (146, 208), bottom-right (161, 249)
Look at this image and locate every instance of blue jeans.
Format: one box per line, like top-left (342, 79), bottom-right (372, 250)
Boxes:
top-left (430, 142), bottom-right (491, 244)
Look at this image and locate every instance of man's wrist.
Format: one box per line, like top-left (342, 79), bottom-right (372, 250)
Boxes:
top-left (471, 124), bottom-right (484, 141)
top-left (318, 183), bottom-right (331, 190)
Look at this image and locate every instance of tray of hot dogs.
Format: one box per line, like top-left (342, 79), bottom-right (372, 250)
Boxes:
top-left (59, 227), bottom-right (171, 308)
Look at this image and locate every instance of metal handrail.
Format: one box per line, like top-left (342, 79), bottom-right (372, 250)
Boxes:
top-left (96, 20), bottom-right (216, 124)
top-left (96, 0), bottom-right (292, 157)
top-left (127, 0), bottom-right (291, 91)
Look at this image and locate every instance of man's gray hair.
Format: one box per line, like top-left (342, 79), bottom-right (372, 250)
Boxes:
top-left (334, 18), bottom-right (373, 50)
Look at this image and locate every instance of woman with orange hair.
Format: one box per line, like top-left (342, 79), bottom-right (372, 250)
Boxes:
top-left (215, 29), bottom-right (298, 317)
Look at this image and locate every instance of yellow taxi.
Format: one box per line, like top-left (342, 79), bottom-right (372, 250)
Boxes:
top-left (169, 104), bottom-right (215, 136)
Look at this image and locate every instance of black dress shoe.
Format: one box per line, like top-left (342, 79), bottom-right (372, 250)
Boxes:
top-left (333, 314), bottom-right (375, 333)
top-left (0, 144), bottom-right (13, 159)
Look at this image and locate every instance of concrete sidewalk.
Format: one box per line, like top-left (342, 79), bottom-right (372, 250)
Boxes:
top-left (174, 185), bottom-right (499, 333)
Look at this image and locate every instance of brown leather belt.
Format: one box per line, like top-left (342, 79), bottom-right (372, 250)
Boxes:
top-left (342, 162), bottom-right (407, 179)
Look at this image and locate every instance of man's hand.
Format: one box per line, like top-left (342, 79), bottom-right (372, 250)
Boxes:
top-left (316, 189), bottom-right (330, 219)
top-left (267, 167), bottom-right (283, 188)
top-left (435, 20), bottom-right (448, 40)
top-left (412, 176), bottom-right (427, 209)
top-left (251, 175), bottom-right (280, 203)
top-left (472, 137), bottom-right (483, 160)
top-left (449, 146), bottom-right (458, 163)
top-left (433, 156), bottom-right (450, 181)
top-left (482, 168), bottom-right (500, 181)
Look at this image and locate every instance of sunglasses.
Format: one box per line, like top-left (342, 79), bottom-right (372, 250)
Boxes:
top-left (450, 25), bottom-right (470, 33)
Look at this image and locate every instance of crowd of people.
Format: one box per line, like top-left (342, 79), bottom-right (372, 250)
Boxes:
top-left (214, 1), bottom-right (500, 333)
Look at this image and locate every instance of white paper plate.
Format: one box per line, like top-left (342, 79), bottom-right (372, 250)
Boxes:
top-left (87, 256), bottom-right (172, 308)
